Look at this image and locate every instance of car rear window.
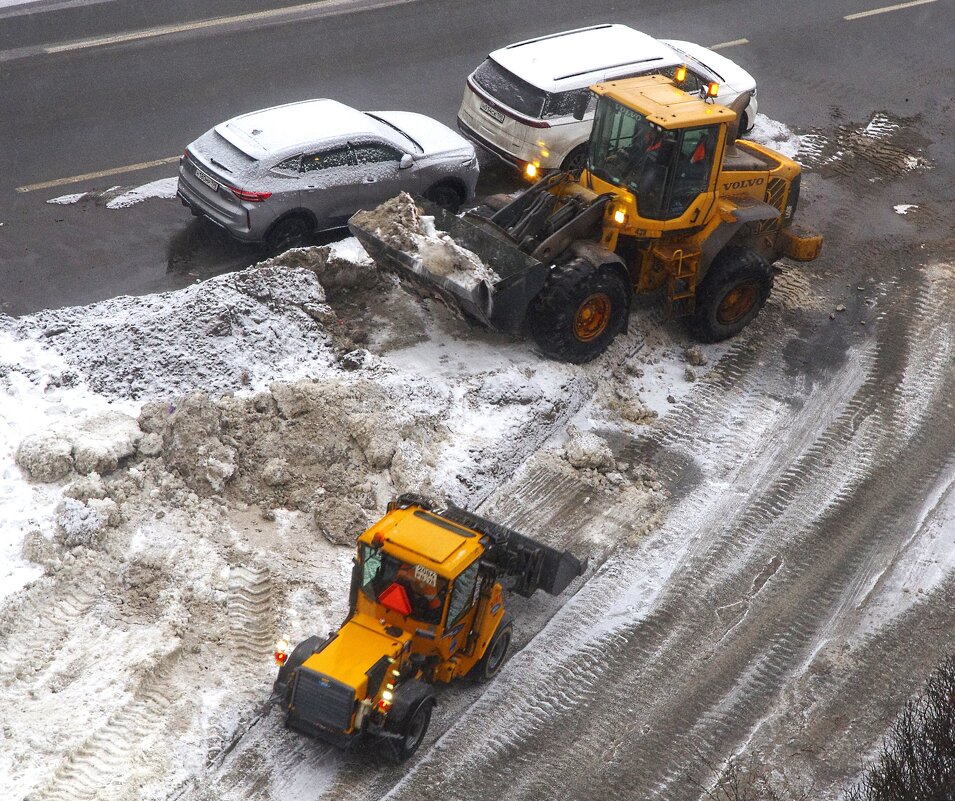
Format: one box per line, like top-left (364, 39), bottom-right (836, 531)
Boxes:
top-left (472, 58), bottom-right (547, 119)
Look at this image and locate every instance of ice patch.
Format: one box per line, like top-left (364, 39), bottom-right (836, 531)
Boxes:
top-left (106, 177), bottom-right (179, 209)
top-left (46, 192), bottom-right (86, 205)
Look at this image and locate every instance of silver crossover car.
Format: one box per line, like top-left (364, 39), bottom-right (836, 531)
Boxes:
top-left (177, 98), bottom-right (479, 252)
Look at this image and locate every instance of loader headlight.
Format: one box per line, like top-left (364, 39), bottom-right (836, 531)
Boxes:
top-left (524, 162), bottom-right (538, 179)
top-left (612, 208), bottom-right (627, 225)
top-left (381, 690), bottom-right (394, 702)
top-left (274, 639), bottom-right (289, 666)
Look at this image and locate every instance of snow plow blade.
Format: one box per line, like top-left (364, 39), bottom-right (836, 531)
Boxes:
top-left (348, 205), bottom-right (549, 334)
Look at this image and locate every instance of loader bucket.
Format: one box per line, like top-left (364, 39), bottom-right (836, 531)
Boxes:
top-left (348, 205), bottom-right (549, 334)
top-left (419, 497), bottom-right (589, 598)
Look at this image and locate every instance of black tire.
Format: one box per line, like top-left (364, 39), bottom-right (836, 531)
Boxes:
top-left (423, 183), bottom-right (463, 213)
top-left (265, 215), bottom-right (312, 255)
top-left (689, 246), bottom-right (773, 342)
top-left (473, 617), bottom-right (513, 682)
top-left (393, 701), bottom-right (433, 762)
top-left (527, 258), bottom-right (630, 363)
top-left (560, 145), bottom-right (588, 173)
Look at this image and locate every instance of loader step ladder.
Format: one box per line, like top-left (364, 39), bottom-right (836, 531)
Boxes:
top-left (657, 245), bottom-right (702, 318)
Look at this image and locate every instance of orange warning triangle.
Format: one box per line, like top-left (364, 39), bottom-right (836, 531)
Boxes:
top-left (379, 582), bottom-right (412, 616)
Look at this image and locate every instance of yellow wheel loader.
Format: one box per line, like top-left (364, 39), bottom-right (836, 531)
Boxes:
top-left (349, 74), bottom-right (822, 363)
top-left (271, 494), bottom-right (586, 761)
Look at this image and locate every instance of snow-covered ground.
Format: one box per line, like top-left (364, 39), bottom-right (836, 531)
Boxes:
top-left (0, 222), bottom-right (722, 799)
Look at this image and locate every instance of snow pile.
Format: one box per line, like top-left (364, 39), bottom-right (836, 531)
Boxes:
top-left (350, 192), bottom-right (500, 288)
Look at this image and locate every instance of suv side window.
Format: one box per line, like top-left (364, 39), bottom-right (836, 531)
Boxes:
top-left (302, 146), bottom-right (354, 172)
top-left (272, 155), bottom-right (302, 175)
top-left (351, 143), bottom-right (402, 164)
top-left (658, 65), bottom-right (705, 96)
top-left (542, 88), bottom-right (597, 120)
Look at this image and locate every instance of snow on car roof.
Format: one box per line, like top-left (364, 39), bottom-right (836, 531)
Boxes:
top-left (489, 23), bottom-right (678, 94)
top-left (215, 98), bottom-right (387, 159)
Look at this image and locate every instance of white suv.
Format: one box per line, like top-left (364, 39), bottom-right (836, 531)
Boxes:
top-left (457, 23), bottom-right (758, 172)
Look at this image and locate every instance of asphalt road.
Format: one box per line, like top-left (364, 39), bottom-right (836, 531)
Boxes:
top-left (1, 0), bottom-right (952, 314)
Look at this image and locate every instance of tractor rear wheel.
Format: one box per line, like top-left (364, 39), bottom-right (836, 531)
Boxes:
top-left (689, 247), bottom-right (773, 342)
top-left (527, 258), bottom-right (630, 363)
top-left (473, 616), bottom-right (513, 682)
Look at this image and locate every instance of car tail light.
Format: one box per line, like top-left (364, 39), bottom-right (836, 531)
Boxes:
top-left (231, 187), bottom-right (272, 202)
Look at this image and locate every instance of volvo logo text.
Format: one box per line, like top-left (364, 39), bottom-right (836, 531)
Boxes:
top-left (722, 178), bottom-right (765, 191)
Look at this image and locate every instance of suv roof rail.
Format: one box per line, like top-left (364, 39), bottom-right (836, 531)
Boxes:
top-left (554, 55), bottom-right (665, 82)
top-left (504, 23), bottom-right (614, 50)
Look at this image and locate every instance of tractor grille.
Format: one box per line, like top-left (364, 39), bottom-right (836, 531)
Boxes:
top-left (291, 668), bottom-right (355, 732)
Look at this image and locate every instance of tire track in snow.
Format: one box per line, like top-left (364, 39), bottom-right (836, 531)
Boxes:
top-left (376, 262), bottom-right (955, 801)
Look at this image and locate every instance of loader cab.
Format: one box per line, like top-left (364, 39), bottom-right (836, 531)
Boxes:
top-left (584, 75), bottom-right (735, 233)
top-left (353, 504), bottom-right (492, 665)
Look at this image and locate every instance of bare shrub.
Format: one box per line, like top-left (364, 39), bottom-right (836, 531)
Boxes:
top-left (698, 752), bottom-right (813, 801)
top-left (845, 655), bottom-right (955, 801)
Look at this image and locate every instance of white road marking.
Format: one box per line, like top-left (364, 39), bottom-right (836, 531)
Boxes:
top-left (44, 2), bottom-right (331, 53)
top-left (708, 38), bottom-right (749, 50)
top-left (845, 0), bottom-right (937, 20)
top-left (15, 156), bottom-right (179, 193)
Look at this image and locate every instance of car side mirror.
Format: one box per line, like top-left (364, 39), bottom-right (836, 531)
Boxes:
top-left (572, 92), bottom-right (591, 121)
top-left (399, 153), bottom-right (414, 169)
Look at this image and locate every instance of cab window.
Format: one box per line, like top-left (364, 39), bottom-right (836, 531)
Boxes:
top-left (359, 545), bottom-right (449, 625)
top-left (446, 561), bottom-right (480, 628)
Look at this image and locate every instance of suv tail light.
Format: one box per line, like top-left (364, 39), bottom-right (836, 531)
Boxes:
top-left (231, 187), bottom-right (272, 202)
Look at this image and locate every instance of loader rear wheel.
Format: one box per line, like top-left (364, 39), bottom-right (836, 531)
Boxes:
top-left (689, 247), bottom-right (773, 342)
top-left (473, 616), bottom-right (513, 682)
top-left (528, 259), bottom-right (629, 363)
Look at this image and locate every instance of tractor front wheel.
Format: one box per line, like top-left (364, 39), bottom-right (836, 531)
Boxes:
top-left (393, 701), bottom-right (434, 762)
top-left (528, 259), bottom-right (630, 363)
top-left (689, 247), bottom-right (773, 342)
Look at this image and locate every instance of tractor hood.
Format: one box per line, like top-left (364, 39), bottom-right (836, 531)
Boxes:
top-left (300, 614), bottom-right (411, 699)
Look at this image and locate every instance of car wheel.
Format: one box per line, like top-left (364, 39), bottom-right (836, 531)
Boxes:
top-left (265, 216), bottom-right (312, 255)
top-left (689, 246), bottom-right (773, 342)
top-left (527, 258), bottom-right (630, 363)
top-left (424, 184), bottom-right (463, 213)
top-left (559, 145), bottom-right (588, 173)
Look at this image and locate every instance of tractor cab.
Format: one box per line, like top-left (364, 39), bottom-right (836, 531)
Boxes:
top-left (583, 74), bottom-right (736, 233)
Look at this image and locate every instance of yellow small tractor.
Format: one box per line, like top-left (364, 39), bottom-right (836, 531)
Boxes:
top-left (350, 74), bottom-right (823, 362)
top-left (271, 494), bottom-right (586, 760)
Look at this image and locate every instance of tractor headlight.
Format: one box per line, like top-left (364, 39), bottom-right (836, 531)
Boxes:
top-left (612, 208), bottom-right (627, 225)
top-left (274, 639), bottom-right (289, 666)
top-left (524, 162), bottom-right (539, 179)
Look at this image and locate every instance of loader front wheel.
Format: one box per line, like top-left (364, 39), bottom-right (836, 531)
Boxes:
top-left (689, 247), bottom-right (773, 342)
top-left (392, 700), bottom-right (433, 762)
top-left (528, 259), bottom-right (629, 363)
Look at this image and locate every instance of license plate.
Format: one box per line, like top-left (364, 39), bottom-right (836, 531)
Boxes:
top-left (194, 167), bottom-right (219, 191)
top-left (479, 102), bottom-right (505, 124)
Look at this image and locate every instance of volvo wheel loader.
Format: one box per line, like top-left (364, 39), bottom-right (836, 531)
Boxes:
top-left (349, 74), bottom-right (822, 363)
top-left (271, 494), bottom-right (587, 761)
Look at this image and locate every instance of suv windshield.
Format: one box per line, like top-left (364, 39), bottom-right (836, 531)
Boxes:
top-left (472, 58), bottom-right (547, 118)
top-left (359, 544), bottom-right (448, 625)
